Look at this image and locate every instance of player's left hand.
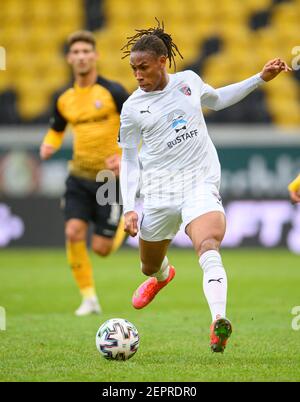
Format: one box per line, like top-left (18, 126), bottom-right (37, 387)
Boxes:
top-left (289, 190), bottom-right (300, 204)
top-left (105, 154), bottom-right (121, 177)
top-left (260, 58), bottom-right (292, 82)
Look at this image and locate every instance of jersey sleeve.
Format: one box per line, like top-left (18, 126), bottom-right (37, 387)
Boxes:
top-left (43, 96), bottom-right (67, 149)
top-left (118, 103), bottom-right (141, 149)
top-left (120, 147), bottom-right (140, 214)
top-left (109, 83), bottom-right (129, 114)
top-left (288, 174), bottom-right (300, 192)
top-left (183, 70), bottom-right (236, 105)
top-left (49, 96), bottom-right (68, 132)
top-left (200, 74), bottom-right (264, 110)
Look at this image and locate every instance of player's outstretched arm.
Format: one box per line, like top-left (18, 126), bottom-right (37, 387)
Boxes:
top-left (201, 58), bottom-right (292, 111)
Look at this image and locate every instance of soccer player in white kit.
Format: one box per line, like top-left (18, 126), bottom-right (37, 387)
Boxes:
top-left (118, 21), bottom-right (291, 353)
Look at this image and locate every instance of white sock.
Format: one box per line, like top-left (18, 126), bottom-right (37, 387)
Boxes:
top-left (83, 295), bottom-right (98, 303)
top-left (199, 250), bottom-right (227, 321)
top-left (151, 256), bottom-right (170, 282)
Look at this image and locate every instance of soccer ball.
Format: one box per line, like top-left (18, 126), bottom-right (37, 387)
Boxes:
top-left (95, 318), bottom-right (139, 361)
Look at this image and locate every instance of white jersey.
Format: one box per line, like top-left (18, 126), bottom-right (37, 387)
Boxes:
top-left (119, 70), bottom-right (262, 206)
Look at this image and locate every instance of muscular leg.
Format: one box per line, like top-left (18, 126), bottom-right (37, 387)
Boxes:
top-left (186, 211), bottom-right (228, 321)
top-left (139, 238), bottom-right (171, 276)
top-left (185, 211), bottom-right (226, 256)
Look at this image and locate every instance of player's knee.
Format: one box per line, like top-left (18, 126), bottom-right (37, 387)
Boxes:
top-left (198, 238), bottom-right (220, 256)
top-left (65, 225), bottom-right (85, 243)
top-left (92, 243), bottom-right (112, 257)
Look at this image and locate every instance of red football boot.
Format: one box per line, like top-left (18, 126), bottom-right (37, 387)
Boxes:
top-left (210, 317), bottom-right (232, 353)
top-left (132, 266), bottom-right (176, 309)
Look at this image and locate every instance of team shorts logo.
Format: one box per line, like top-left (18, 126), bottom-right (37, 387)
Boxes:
top-left (167, 109), bottom-right (188, 133)
top-left (179, 84), bottom-right (192, 96)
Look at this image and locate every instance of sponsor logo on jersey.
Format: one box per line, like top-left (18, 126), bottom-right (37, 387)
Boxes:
top-left (167, 129), bottom-right (199, 149)
top-left (166, 109), bottom-right (198, 148)
top-left (167, 109), bottom-right (188, 133)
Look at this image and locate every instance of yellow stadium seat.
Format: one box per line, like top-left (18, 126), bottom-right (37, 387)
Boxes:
top-left (104, 0), bottom-right (133, 22)
top-left (244, 0), bottom-right (273, 12)
top-left (0, 0), bottom-right (26, 20)
top-left (272, 3), bottom-right (300, 26)
top-left (187, 0), bottom-right (216, 17)
top-left (267, 97), bottom-right (300, 127)
top-left (159, 0), bottom-right (187, 19)
top-left (214, 0), bottom-right (249, 22)
top-left (265, 72), bottom-right (300, 127)
top-left (265, 74), bottom-right (299, 96)
top-left (27, 2), bottom-right (53, 22)
top-left (202, 54), bottom-right (236, 87)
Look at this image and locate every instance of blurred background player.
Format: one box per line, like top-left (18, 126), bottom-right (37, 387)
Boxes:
top-left (288, 174), bottom-right (300, 204)
top-left (119, 21), bottom-right (291, 353)
top-left (40, 30), bottom-right (129, 316)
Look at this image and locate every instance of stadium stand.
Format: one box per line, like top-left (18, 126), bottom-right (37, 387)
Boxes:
top-left (0, 0), bottom-right (299, 126)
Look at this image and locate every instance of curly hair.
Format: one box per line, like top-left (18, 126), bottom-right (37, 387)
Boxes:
top-left (121, 18), bottom-right (183, 70)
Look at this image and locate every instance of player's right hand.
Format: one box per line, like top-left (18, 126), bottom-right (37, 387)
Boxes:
top-left (124, 211), bottom-right (139, 237)
top-left (40, 144), bottom-right (56, 160)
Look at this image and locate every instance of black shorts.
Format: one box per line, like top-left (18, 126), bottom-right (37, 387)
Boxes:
top-left (63, 175), bottom-right (122, 238)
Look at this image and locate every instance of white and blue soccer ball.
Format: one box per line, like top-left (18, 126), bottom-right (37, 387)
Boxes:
top-left (96, 318), bottom-right (139, 361)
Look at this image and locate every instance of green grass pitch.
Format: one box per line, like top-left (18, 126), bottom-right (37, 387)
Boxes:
top-left (0, 248), bottom-right (300, 382)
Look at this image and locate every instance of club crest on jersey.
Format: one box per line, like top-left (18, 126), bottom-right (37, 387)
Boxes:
top-left (94, 100), bottom-right (103, 109)
top-left (179, 84), bottom-right (192, 96)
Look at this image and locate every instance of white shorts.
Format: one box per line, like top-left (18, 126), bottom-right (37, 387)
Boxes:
top-left (139, 184), bottom-right (225, 242)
